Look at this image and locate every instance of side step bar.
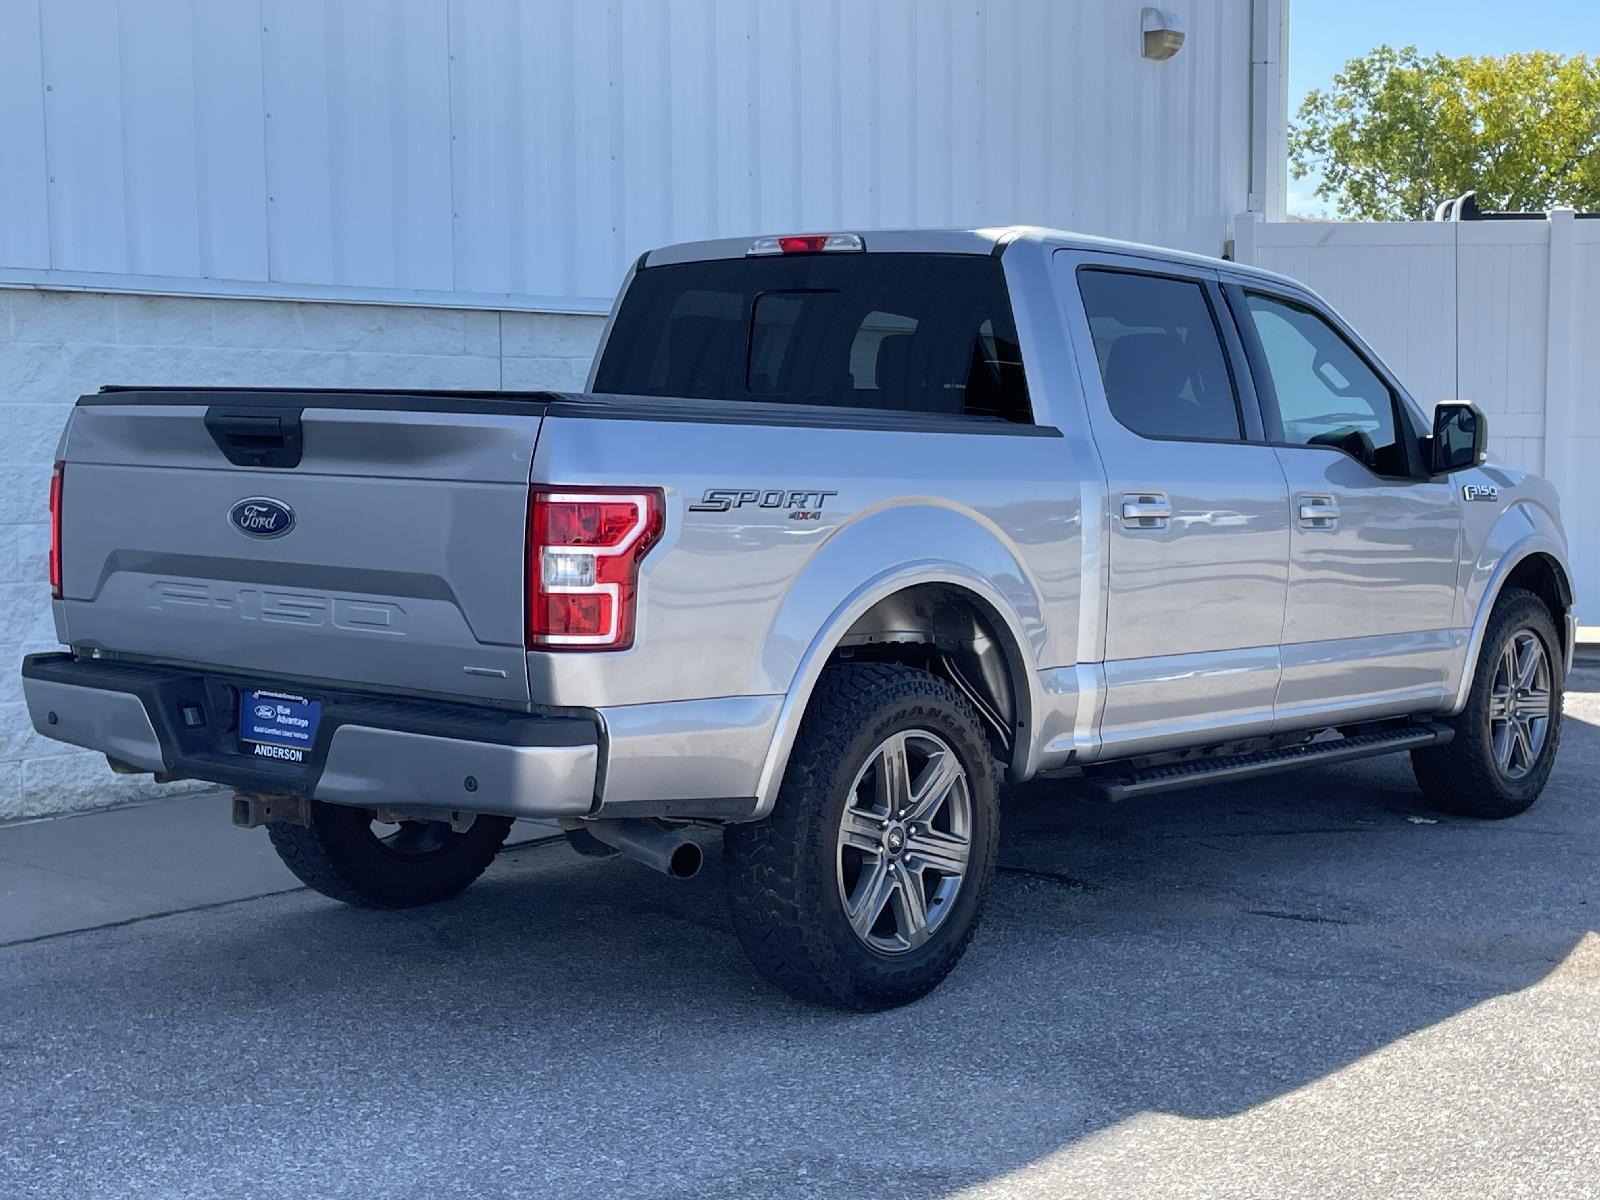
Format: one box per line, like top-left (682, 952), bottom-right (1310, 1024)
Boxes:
top-left (1081, 723), bottom-right (1454, 803)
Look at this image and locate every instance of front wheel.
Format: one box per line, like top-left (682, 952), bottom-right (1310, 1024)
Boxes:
top-left (1413, 586), bottom-right (1564, 818)
top-left (723, 662), bottom-right (1000, 1010)
top-left (267, 801), bottom-right (513, 908)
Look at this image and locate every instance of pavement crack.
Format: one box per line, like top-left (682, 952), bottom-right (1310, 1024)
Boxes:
top-left (1169, 826), bottom-right (1380, 839)
top-left (0, 834), bottom-right (569, 951)
top-left (1247, 908), bottom-right (1354, 926)
top-left (0, 886), bottom-right (311, 950)
top-left (996, 865), bottom-right (1096, 891)
top-left (500, 833), bottom-right (568, 856)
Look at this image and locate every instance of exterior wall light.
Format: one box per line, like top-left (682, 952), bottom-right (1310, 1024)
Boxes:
top-left (1141, 7), bottom-right (1185, 60)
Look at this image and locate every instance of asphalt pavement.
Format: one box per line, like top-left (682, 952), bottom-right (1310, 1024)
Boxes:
top-left (2, 665), bottom-right (1597, 1199)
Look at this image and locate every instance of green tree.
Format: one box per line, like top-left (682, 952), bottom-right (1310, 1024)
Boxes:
top-left (1290, 46), bottom-right (1600, 220)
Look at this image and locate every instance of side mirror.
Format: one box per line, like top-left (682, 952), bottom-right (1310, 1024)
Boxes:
top-left (1431, 402), bottom-right (1487, 473)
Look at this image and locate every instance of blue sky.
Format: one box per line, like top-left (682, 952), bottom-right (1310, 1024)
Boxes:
top-left (1287, 0), bottom-right (1598, 215)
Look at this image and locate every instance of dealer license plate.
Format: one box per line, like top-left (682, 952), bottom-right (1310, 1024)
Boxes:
top-left (240, 689), bottom-right (322, 763)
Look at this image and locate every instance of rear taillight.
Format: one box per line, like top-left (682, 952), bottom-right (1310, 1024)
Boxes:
top-left (48, 461), bottom-right (63, 599)
top-left (527, 489), bottom-right (664, 650)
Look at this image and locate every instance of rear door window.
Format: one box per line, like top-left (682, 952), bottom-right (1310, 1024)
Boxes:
top-left (1076, 268), bottom-right (1243, 442)
top-left (593, 254), bottom-right (1031, 422)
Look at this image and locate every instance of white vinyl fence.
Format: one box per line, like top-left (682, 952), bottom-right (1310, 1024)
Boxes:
top-left (1234, 210), bottom-right (1600, 626)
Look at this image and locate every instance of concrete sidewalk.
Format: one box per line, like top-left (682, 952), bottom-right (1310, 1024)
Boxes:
top-left (0, 792), bottom-right (557, 944)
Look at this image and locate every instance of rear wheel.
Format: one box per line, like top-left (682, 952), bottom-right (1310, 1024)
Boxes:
top-left (723, 662), bottom-right (1000, 1010)
top-left (1413, 587), bottom-right (1563, 818)
top-left (267, 801), bottom-right (513, 908)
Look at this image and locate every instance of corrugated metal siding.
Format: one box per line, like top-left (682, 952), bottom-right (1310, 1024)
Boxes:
top-left (28, 0), bottom-right (272, 280)
top-left (0, 0), bottom-right (50, 269)
top-left (0, 0), bottom-right (1254, 311)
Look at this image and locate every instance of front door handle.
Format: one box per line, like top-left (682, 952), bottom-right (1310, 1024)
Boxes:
top-left (1297, 494), bottom-right (1341, 529)
top-left (1121, 493), bottom-right (1173, 530)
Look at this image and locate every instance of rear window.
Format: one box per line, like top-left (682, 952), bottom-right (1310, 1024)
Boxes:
top-left (1076, 268), bottom-right (1242, 442)
top-left (592, 254), bottom-right (1031, 422)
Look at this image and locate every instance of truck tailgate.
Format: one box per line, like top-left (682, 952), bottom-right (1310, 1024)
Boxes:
top-left (57, 391), bottom-right (548, 707)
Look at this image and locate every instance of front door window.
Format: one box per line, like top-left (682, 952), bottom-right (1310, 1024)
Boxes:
top-left (1243, 293), bottom-right (1410, 478)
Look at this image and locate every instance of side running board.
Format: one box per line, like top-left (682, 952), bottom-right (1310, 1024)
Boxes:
top-left (1081, 723), bottom-right (1454, 803)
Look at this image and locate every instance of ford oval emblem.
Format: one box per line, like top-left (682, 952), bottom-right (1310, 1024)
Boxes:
top-left (229, 497), bottom-right (295, 539)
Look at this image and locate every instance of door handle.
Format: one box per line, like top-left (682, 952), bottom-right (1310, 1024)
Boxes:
top-left (204, 406), bottom-right (304, 468)
top-left (1297, 495), bottom-right (1341, 529)
top-left (1121, 493), bottom-right (1173, 530)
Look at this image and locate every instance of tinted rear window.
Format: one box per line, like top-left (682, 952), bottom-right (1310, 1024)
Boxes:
top-left (1076, 268), bottom-right (1242, 442)
top-left (593, 254), bottom-right (1031, 422)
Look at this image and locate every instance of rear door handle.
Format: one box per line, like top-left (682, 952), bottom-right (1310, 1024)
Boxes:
top-left (1297, 495), bottom-right (1341, 529)
top-left (1121, 493), bottom-right (1173, 530)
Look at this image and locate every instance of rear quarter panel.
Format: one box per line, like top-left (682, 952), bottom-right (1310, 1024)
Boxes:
top-left (526, 412), bottom-right (1085, 712)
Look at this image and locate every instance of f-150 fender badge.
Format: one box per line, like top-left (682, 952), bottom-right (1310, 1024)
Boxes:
top-left (228, 496), bottom-right (296, 538)
top-left (689, 488), bottom-right (838, 515)
top-left (1462, 484), bottom-right (1500, 503)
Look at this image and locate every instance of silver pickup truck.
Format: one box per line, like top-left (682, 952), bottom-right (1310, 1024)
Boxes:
top-left (23, 227), bottom-right (1574, 1010)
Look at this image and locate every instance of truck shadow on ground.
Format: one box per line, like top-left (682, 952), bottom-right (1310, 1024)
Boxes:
top-left (6, 682), bottom-right (1598, 1199)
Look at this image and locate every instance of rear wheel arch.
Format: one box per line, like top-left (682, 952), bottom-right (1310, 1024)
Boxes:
top-left (752, 568), bottom-right (1039, 820)
top-left (724, 660), bottom-right (1002, 1008)
top-left (833, 582), bottom-right (1031, 765)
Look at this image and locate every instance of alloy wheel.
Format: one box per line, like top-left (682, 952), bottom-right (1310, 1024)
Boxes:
top-left (836, 729), bottom-right (973, 954)
top-left (1488, 629), bottom-right (1553, 780)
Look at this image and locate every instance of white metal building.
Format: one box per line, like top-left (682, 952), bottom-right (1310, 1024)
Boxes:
top-left (1, 0), bottom-right (1284, 307)
top-left (0, 0), bottom-right (1286, 815)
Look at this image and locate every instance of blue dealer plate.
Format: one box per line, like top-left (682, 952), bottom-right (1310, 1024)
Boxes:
top-left (241, 689), bottom-right (322, 759)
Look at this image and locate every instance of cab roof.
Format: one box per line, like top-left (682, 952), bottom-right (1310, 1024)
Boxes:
top-left (640, 225), bottom-right (1306, 292)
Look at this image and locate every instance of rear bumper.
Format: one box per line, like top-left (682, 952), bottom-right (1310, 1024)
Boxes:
top-left (20, 654), bottom-right (599, 820)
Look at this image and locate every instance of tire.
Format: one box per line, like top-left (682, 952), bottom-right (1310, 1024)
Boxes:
top-left (267, 801), bottom-right (514, 908)
top-left (1412, 587), bottom-right (1564, 818)
top-left (723, 662), bottom-right (1001, 1010)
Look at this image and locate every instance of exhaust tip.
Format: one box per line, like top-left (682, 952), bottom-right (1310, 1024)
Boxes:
top-left (583, 818), bottom-right (704, 880)
top-left (667, 840), bottom-right (703, 880)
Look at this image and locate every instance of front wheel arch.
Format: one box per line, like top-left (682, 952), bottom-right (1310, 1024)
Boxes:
top-left (1451, 541), bottom-right (1574, 715)
top-left (1501, 552), bottom-right (1573, 659)
top-left (1416, 586), bottom-right (1563, 818)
